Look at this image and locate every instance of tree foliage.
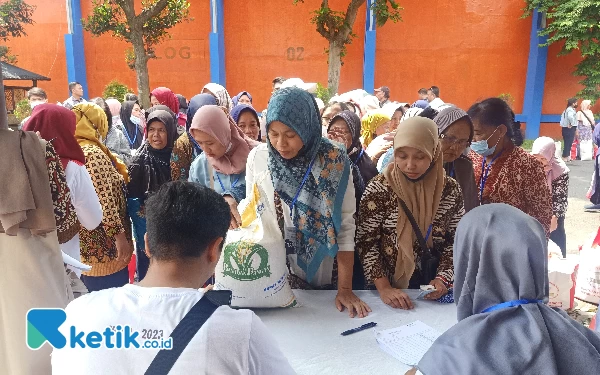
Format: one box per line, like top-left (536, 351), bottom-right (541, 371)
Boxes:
top-left (524, 1), bottom-right (600, 101)
top-left (0, 0), bottom-right (36, 63)
top-left (103, 79), bottom-right (133, 100)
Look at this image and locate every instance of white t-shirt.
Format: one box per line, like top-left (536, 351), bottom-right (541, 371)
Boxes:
top-left (244, 144), bottom-right (356, 287)
top-left (51, 284), bottom-right (295, 375)
top-left (62, 161), bottom-right (102, 276)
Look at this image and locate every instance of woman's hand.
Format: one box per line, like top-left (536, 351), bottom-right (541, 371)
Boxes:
top-left (335, 288), bottom-right (372, 318)
top-left (223, 195), bottom-right (241, 229)
top-left (424, 278), bottom-right (448, 300)
top-left (371, 141), bottom-right (393, 163)
top-left (115, 231), bottom-right (133, 264)
top-left (378, 286), bottom-right (414, 309)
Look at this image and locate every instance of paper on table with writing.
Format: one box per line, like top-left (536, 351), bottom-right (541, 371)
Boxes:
top-left (375, 320), bottom-right (441, 366)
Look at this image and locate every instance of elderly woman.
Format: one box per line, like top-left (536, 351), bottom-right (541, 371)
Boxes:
top-left (245, 87), bottom-right (371, 318)
top-left (357, 117), bottom-right (464, 309)
top-left (414, 204), bottom-right (600, 375)
top-left (202, 83), bottom-right (233, 110)
top-left (73, 103), bottom-right (133, 292)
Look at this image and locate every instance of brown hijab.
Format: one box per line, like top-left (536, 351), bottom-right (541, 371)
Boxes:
top-left (383, 117), bottom-right (446, 288)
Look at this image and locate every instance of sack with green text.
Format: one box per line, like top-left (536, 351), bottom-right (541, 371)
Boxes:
top-left (214, 181), bottom-right (297, 308)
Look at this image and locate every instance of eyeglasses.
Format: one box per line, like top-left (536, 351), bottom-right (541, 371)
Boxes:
top-left (322, 116), bottom-right (333, 123)
top-left (327, 127), bottom-right (351, 136)
top-left (440, 134), bottom-right (470, 148)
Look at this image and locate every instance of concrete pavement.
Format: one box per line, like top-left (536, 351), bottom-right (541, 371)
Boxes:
top-left (564, 160), bottom-right (599, 254)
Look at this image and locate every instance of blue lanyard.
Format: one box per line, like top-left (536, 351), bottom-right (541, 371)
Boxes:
top-left (481, 299), bottom-right (543, 314)
top-left (478, 151), bottom-right (503, 204)
top-left (290, 158), bottom-right (316, 220)
top-left (449, 162), bottom-right (455, 178)
top-left (353, 149), bottom-right (365, 165)
top-left (123, 125), bottom-right (138, 147)
top-left (424, 224), bottom-right (433, 243)
top-left (216, 173), bottom-right (240, 192)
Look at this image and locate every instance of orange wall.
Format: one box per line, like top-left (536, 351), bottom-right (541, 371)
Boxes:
top-left (223, 0), bottom-right (366, 110)
top-left (375, 1), bottom-right (530, 113)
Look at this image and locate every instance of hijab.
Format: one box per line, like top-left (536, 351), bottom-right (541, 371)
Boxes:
top-left (127, 110), bottom-right (178, 199)
top-left (266, 87), bottom-right (351, 282)
top-left (186, 94), bottom-right (217, 131)
top-left (73, 103), bottom-right (129, 183)
top-left (189, 105), bottom-right (258, 175)
top-left (23, 104), bottom-right (85, 170)
top-left (146, 105), bottom-right (176, 124)
top-left (119, 100), bottom-right (144, 149)
top-left (0, 129), bottom-right (56, 236)
top-left (359, 95), bottom-right (380, 116)
top-left (383, 117), bottom-right (445, 288)
top-left (232, 91), bottom-right (253, 106)
top-left (230, 104), bottom-right (261, 140)
top-left (577, 99), bottom-right (595, 126)
top-left (532, 137), bottom-right (570, 190)
top-left (418, 204), bottom-right (600, 375)
top-left (411, 99), bottom-right (429, 109)
top-left (360, 109), bottom-right (391, 147)
top-left (202, 83), bottom-right (233, 111)
top-left (150, 87), bottom-right (179, 114)
top-left (106, 99), bottom-right (121, 117)
top-left (401, 107), bottom-right (423, 122)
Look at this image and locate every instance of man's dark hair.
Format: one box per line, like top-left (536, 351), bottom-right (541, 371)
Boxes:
top-left (418, 88), bottom-right (428, 95)
top-left (68, 82), bottom-right (81, 92)
top-left (272, 76), bottom-right (286, 86)
top-left (125, 93), bottom-right (138, 102)
top-left (429, 86), bottom-right (440, 98)
top-left (27, 87), bottom-right (47, 100)
top-left (145, 181), bottom-right (231, 261)
top-left (91, 97), bottom-right (112, 130)
top-left (567, 97), bottom-right (578, 108)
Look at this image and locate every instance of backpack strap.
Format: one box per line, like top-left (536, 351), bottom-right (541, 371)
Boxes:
top-left (144, 290), bottom-right (232, 375)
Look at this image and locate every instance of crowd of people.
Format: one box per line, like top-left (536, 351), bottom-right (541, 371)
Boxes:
top-left (2, 76), bottom-right (599, 374)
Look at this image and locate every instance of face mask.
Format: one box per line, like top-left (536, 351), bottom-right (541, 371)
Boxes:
top-left (30, 101), bottom-right (45, 109)
top-left (130, 115), bottom-right (141, 126)
top-left (470, 128), bottom-right (499, 156)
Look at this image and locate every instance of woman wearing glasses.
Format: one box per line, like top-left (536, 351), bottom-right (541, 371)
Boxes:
top-left (433, 106), bottom-right (479, 213)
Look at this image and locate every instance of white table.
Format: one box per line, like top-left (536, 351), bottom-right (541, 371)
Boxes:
top-left (254, 289), bottom-right (457, 375)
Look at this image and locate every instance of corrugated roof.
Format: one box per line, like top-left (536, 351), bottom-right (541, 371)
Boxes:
top-left (1, 62), bottom-right (50, 81)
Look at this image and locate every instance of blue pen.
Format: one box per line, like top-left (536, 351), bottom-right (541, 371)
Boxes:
top-left (341, 322), bottom-right (377, 336)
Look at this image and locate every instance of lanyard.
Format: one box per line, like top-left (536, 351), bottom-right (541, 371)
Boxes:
top-left (481, 299), bottom-right (543, 314)
top-left (123, 125), bottom-right (138, 147)
top-left (353, 149), bottom-right (365, 165)
top-left (216, 173), bottom-right (240, 192)
top-left (449, 162), bottom-right (455, 178)
top-left (424, 224), bottom-right (433, 243)
top-left (478, 151), bottom-right (503, 204)
top-left (290, 158), bottom-right (316, 220)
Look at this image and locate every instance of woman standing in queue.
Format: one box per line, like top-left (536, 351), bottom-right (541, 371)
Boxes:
top-left (468, 98), bottom-right (552, 235)
top-left (73, 103), bottom-right (133, 292)
top-left (357, 117), bottom-right (464, 309)
top-left (202, 83), bottom-right (233, 110)
top-left (188, 105), bottom-right (259, 228)
top-left (171, 93), bottom-right (217, 181)
top-left (127, 110), bottom-right (178, 281)
top-left (433, 106), bottom-right (479, 212)
top-left (532, 137), bottom-right (570, 256)
top-left (245, 87), bottom-right (371, 318)
top-left (119, 100), bottom-right (145, 151)
top-left (231, 103), bottom-right (262, 141)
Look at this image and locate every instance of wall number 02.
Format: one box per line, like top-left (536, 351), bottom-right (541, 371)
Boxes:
top-left (286, 47), bottom-right (305, 61)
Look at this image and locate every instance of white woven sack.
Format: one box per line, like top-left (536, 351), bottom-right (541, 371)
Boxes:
top-left (214, 179), bottom-right (297, 308)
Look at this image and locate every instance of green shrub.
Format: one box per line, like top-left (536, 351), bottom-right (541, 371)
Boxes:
top-left (315, 83), bottom-right (334, 104)
top-left (14, 98), bottom-right (31, 121)
top-left (103, 80), bottom-right (133, 101)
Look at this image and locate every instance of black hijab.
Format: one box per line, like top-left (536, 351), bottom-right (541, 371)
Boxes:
top-left (146, 105), bottom-right (177, 124)
top-left (127, 110), bottom-right (178, 199)
top-left (119, 100), bottom-right (143, 149)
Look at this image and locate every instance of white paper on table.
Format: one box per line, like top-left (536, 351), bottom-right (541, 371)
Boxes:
top-left (375, 320), bottom-right (441, 366)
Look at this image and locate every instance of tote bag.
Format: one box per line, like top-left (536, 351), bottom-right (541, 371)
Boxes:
top-left (214, 174), bottom-right (297, 308)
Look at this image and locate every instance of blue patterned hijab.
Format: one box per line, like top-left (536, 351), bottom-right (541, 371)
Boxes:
top-left (266, 87), bottom-right (351, 282)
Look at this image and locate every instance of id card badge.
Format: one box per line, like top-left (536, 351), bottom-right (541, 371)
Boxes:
top-left (284, 226), bottom-right (297, 255)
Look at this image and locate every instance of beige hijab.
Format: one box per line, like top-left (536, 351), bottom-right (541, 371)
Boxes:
top-left (383, 117), bottom-right (446, 288)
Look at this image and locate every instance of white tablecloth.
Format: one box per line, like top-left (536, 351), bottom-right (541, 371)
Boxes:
top-left (254, 289), bottom-right (457, 374)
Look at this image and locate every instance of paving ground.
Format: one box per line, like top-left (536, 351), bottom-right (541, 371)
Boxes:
top-left (561, 160), bottom-right (598, 326)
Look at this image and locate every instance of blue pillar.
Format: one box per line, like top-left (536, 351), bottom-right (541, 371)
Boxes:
top-left (64, 0), bottom-right (89, 98)
top-left (209, 0), bottom-right (226, 86)
top-left (521, 10), bottom-right (548, 140)
top-left (362, 0), bottom-right (376, 93)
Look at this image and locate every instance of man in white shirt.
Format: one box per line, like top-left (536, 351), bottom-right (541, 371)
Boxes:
top-left (427, 86), bottom-right (445, 110)
top-left (52, 181), bottom-right (295, 375)
top-left (62, 82), bottom-right (87, 110)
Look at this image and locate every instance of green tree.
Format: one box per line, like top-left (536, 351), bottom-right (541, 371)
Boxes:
top-left (103, 79), bottom-right (133, 100)
top-left (294, 0), bottom-right (401, 94)
top-left (524, 1), bottom-right (600, 101)
top-left (82, 0), bottom-right (192, 108)
top-left (0, 0), bottom-right (36, 63)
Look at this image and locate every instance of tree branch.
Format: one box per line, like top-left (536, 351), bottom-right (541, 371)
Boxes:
top-left (341, 0), bottom-right (365, 40)
top-left (138, 0), bottom-right (170, 25)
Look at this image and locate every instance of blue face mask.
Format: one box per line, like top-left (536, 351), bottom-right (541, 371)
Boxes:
top-left (470, 128), bottom-right (499, 156)
top-left (130, 115), bottom-right (141, 126)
